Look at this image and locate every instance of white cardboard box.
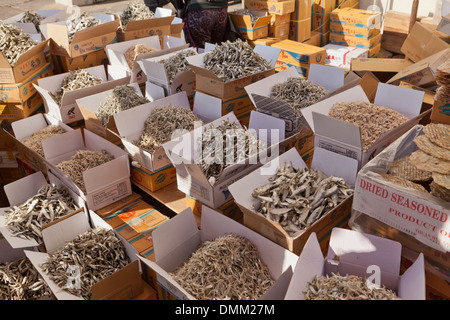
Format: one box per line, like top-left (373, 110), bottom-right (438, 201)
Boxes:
top-left (323, 44), bottom-right (368, 69)
top-left (24, 209), bottom-right (140, 300)
top-left (0, 171), bottom-right (87, 249)
top-left (41, 128), bottom-right (132, 211)
top-left (138, 206), bottom-right (300, 300)
top-left (301, 83), bottom-right (427, 172)
top-left (284, 228), bottom-right (425, 300)
top-left (33, 65), bottom-right (130, 124)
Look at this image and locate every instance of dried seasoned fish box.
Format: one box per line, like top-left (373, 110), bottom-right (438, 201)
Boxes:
top-left (40, 129), bottom-right (132, 211)
top-left (138, 206), bottom-right (299, 300)
top-left (229, 147), bottom-right (356, 255)
top-left (350, 124), bottom-right (450, 280)
top-left (229, 10), bottom-right (272, 40)
top-left (284, 228), bottom-right (425, 300)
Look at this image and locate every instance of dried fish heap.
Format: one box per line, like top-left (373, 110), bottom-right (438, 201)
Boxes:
top-left (203, 39), bottom-right (272, 82)
top-left (328, 101), bottom-right (409, 152)
top-left (18, 11), bottom-right (44, 33)
top-left (252, 163), bottom-right (353, 236)
top-left (50, 69), bottom-right (103, 107)
top-left (270, 77), bottom-right (329, 119)
top-left (66, 12), bottom-right (100, 43)
top-left (4, 184), bottom-right (76, 243)
top-left (0, 21), bottom-right (37, 67)
top-left (56, 149), bottom-right (115, 193)
top-left (21, 125), bottom-right (67, 157)
top-left (124, 44), bottom-right (158, 69)
top-left (120, 1), bottom-right (155, 30)
top-left (134, 105), bottom-right (202, 154)
top-left (170, 233), bottom-right (274, 300)
top-left (1, 257), bottom-right (53, 300)
top-left (435, 60), bottom-right (450, 103)
top-left (196, 120), bottom-right (267, 182)
top-left (40, 227), bottom-right (130, 300)
top-left (157, 49), bottom-right (197, 84)
top-left (95, 85), bottom-right (150, 127)
top-left (304, 273), bottom-right (400, 300)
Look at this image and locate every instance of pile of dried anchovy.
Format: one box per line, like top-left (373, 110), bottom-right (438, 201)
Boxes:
top-left (18, 11), bottom-right (44, 33)
top-left (170, 233), bottom-right (274, 300)
top-left (134, 105), bottom-right (202, 154)
top-left (197, 120), bottom-right (267, 182)
top-left (120, 1), bottom-right (155, 30)
top-left (66, 12), bottom-right (100, 43)
top-left (40, 227), bottom-right (130, 300)
top-left (252, 163), bottom-right (353, 236)
top-left (304, 273), bottom-right (400, 300)
top-left (204, 39), bottom-right (272, 82)
top-left (4, 184), bottom-right (76, 243)
top-left (56, 149), bottom-right (115, 193)
top-left (50, 69), bottom-right (103, 107)
top-left (270, 77), bottom-right (329, 119)
top-left (0, 21), bottom-right (37, 67)
top-left (125, 44), bottom-right (158, 69)
top-left (96, 85), bottom-right (150, 127)
top-left (21, 125), bottom-right (66, 157)
top-left (328, 101), bottom-right (409, 152)
top-left (157, 49), bottom-right (197, 84)
top-left (1, 257), bottom-right (53, 300)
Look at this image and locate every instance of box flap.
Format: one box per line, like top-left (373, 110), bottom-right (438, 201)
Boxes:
top-left (192, 91), bottom-right (224, 123)
top-left (123, 16), bottom-right (174, 32)
top-left (253, 44), bottom-right (281, 66)
top-left (145, 81), bottom-right (166, 101)
top-left (70, 19), bottom-right (120, 48)
top-left (248, 110), bottom-right (285, 144)
top-left (0, 238), bottom-right (30, 263)
top-left (308, 64), bottom-right (345, 92)
top-left (12, 113), bottom-right (72, 141)
top-left (397, 253), bottom-right (425, 300)
top-left (41, 129), bottom-right (85, 165)
top-left (3, 171), bottom-right (48, 206)
top-left (374, 83), bottom-right (424, 118)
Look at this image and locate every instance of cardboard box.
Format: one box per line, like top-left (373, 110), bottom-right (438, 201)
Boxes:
top-left (323, 44), bottom-right (368, 69)
top-left (248, 37), bottom-right (283, 47)
top-left (401, 23), bottom-right (450, 63)
top-left (398, 81), bottom-right (436, 109)
top-left (284, 228), bottom-right (425, 300)
top-left (0, 150), bottom-right (18, 168)
top-left (330, 21), bottom-right (380, 38)
top-left (185, 194), bottom-right (243, 221)
top-left (229, 10), bottom-right (272, 40)
top-left (368, 42), bottom-right (381, 57)
top-left (270, 13), bottom-right (291, 26)
top-left (387, 48), bottom-right (450, 87)
top-left (437, 13), bottom-right (450, 36)
top-left (271, 40), bottom-right (326, 67)
top-left (130, 163), bottom-right (177, 192)
top-left (301, 83), bottom-right (428, 172)
top-left (115, 209), bottom-right (169, 241)
top-left (4, 10), bottom-right (65, 40)
top-left (330, 7), bottom-right (381, 27)
top-left (430, 98), bottom-right (450, 125)
top-left (351, 58), bottom-right (413, 73)
top-left (275, 60), bottom-right (309, 77)
top-left (312, 0), bottom-right (334, 33)
top-left (34, 65), bottom-right (130, 124)
top-left (329, 32), bottom-right (381, 49)
top-left (138, 206), bottom-right (300, 300)
top-left (0, 92), bottom-right (44, 122)
top-left (245, 0), bottom-right (296, 15)
top-left (186, 44), bottom-right (280, 99)
top-left (0, 171), bottom-right (87, 249)
top-left (304, 31), bottom-right (322, 47)
top-left (229, 147), bottom-right (356, 255)
top-left (41, 129), bottom-right (132, 211)
top-left (51, 49), bottom-right (108, 73)
top-left (269, 22), bottom-right (290, 39)
top-left (94, 191), bottom-right (142, 219)
top-left (288, 19), bottom-right (310, 42)
top-left (24, 209), bottom-right (142, 300)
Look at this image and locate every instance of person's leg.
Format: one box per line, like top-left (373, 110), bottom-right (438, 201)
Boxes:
top-left (183, 8), bottom-right (215, 48)
top-left (209, 8), bottom-right (228, 45)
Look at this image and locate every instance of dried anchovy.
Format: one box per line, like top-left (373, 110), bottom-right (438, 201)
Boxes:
top-left (21, 125), bottom-right (66, 157)
top-left (56, 149), bottom-right (115, 193)
top-left (0, 257), bottom-right (53, 300)
top-left (0, 21), bottom-right (37, 67)
top-left (270, 77), bottom-right (329, 119)
top-left (197, 120), bottom-right (267, 182)
top-left (50, 69), bottom-right (103, 107)
top-left (234, 9), bottom-right (260, 26)
top-left (204, 39), bottom-right (272, 82)
top-left (252, 163), bottom-right (353, 237)
top-left (304, 273), bottom-right (401, 300)
top-left (170, 233), bottom-right (274, 300)
top-left (66, 12), bottom-right (100, 43)
top-left (120, 1), bottom-right (155, 30)
top-left (157, 49), bottom-right (197, 84)
top-left (96, 85), bottom-right (150, 127)
top-left (4, 184), bottom-right (76, 243)
top-left (329, 101), bottom-right (409, 152)
top-left (134, 105), bottom-right (202, 154)
top-left (40, 227), bottom-right (130, 300)
top-left (125, 44), bottom-right (158, 69)
top-left (18, 11), bottom-right (45, 33)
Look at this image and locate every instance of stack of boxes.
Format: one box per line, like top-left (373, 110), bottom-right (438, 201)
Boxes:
top-left (289, 0), bottom-right (312, 42)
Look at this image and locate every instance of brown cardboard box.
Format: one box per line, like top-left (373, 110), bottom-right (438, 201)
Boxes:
top-left (130, 164), bottom-right (177, 193)
top-left (247, 37), bottom-right (283, 47)
top-left (229, 11), bottom-right (272, 40)
top-left (244, 0), bottom-right (296, 15)
top-left (312, 0), bottom-right (334, 33)
top-left (51, 49), bottom-right (108, 73)
top-left (269, 23), bottom-right (290, 39)
top-left (351, 58), bottom-right (413, 73)
top-left (330, 32), bottom-right (381, 49)
top-left (94, 192), bottom-right (142, 218)
top-left (117, 16), bottom-right (174, 42)
top-left (430, 98), bottom-right (450, 125)
top-left (272, 40), bottom-right (327, 67)
top-left (185, 195), bottom-right (243, 222)
top-left (0, 92), bottom-right (44, 122)
top-left (289, 19), bottom-right (311, 42)
top-left (304, 31), bottom-right (322, 46)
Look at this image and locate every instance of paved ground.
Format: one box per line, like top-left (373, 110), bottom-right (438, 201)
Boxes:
top-left (0, 0), bottom-right (242, 20)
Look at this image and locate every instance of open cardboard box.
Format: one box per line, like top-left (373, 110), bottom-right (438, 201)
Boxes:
top-left (0, 171), bottom-right (87, 249)
top-left (284, 228), bottom-right (425, 300)
top-left (300, 83), bottom-right (427, 171)
top-left (24, 208), bottom-right (143, 300)
top-left (162, 109), bottom-right (284, 208)
top-left (229, 147), bottom-right (357, 255)
top-left (41, 128), bottom-right (132, 212)
top-left (76, 82), bottom-right (143, 144)
top-left (185, 43), bottom-right (281, 99)
top-left (229, 10), bottom-right (272, 40)
top-left (33, 65), bottom-right (130, 124)
top-left (138, 206), bottom-right (300, 300)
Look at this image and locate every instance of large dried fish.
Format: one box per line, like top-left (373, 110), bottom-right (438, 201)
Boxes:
top-left (0, 21), bottom-right (37, 67)
top-left (66, 12), bottom-right (100, 43)
top-left (252, 162), bottom-right (353, 236)
top-left (170, 233), bottom-right (274, 300)
top-left (120, 1), bottom-right (155, 30)
top-left (157, 49), bottom-right (196, 84)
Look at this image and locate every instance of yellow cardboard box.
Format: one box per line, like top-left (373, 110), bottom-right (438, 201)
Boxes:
top-left (0, 92), bottom-right (44, 121)
top-left (269, 23), bottom-right (290, 39)
top-left (329, 32), bottom-right (381, 49)
top-left (330, 21), bottom-right (380, 38)
top-left (229, 11), bottom-right (272, 40)
top-left (245, 0), bottom-right (296, 15)
top-left (289, 19), bottom-right (311, 42)
top-left (330, 7), bottom-right (380, 27)
top-left (186, 194), bottom-right (243, 222)
top-left (430, 98), bottom-right (450, 125)
top-left (52, 49), bottom-right (108, 73)
top-left (275, 60), bottom-right (309, 77)
top-left (272, 40), bottom-right (326, 66)
top-left (130, 164), bottom-right (177, 192)
top-left (247, 37), bottom-right (283, 47)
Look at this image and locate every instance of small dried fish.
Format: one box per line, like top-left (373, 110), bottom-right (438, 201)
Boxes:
top-left (304, 273), bottom-right (401, 300)
top-left (21, 125), bottom-right (67, 157)
top-left (66, 12), bottom-right (100, 43)
top-left (252, 162), bottom-right (353, 236)
top-left (157, 49), bottom-right (197, 84)
top-left (0, 21), bottom-right (37, 67)
top-left (18, 11), bottom-right (45, 33)
top-left (120, 1), bottom-right (155, 30)
top-left (170, 233), bottom-right (274, 300)
top-left (124, 44), bottom-right (158, 69)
